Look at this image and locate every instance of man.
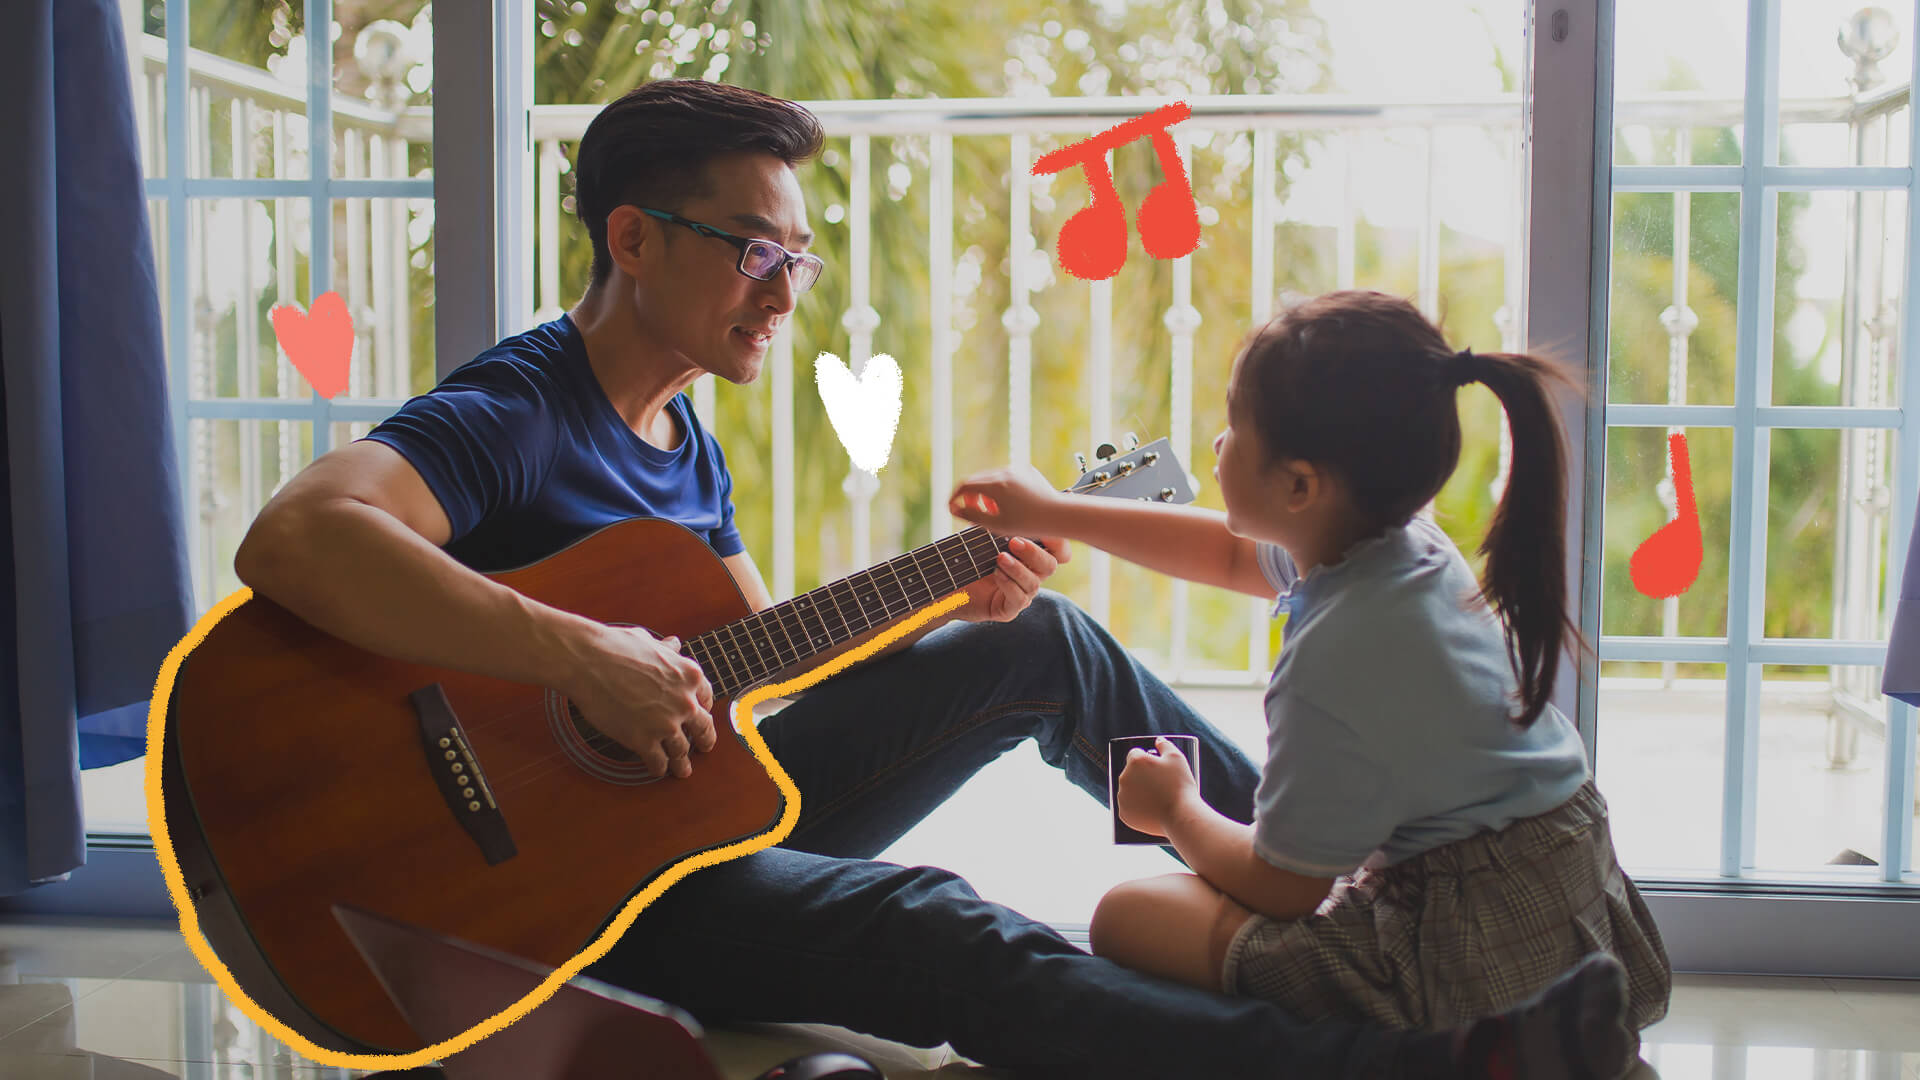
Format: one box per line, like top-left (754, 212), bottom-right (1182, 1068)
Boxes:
top-left (234, 79), bottom-right (1636, 1080)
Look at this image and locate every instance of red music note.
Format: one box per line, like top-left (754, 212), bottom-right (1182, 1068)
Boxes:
top-left (1630, 432), bottom-right (1704, 599)
top-left (1031, 101), bottom-right (1202, 281)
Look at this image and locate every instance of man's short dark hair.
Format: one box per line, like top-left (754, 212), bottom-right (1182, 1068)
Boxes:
top-left (573, 79), bottom-right (826, 288)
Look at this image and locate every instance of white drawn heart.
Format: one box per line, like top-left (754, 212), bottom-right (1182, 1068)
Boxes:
top-left (814, 351), bottom-right (903, 473)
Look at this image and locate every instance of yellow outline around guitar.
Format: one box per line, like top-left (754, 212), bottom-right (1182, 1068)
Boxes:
top-left (145, 585), bottom-right (973, 1071)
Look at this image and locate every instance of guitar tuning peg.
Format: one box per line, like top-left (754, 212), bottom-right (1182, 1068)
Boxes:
top-left (1123, 432), bottom-right (1140, 451)
top-left (1074, 452), bottom-right (1089, 474)
top-left (1096, 442), bottom-right (1118, 462)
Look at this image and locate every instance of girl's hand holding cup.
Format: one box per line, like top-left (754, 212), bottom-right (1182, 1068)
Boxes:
top-left (1115, 735), bottom-right (1201, 838)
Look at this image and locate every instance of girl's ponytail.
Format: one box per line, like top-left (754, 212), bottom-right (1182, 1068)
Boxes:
top-left (1463, 350), bottom-right (1589, 728)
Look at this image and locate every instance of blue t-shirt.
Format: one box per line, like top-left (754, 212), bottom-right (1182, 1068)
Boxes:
top-left (361, 314), bottom-right (743, 573)
top-left (1249, 517), bottom-right (1589, 877)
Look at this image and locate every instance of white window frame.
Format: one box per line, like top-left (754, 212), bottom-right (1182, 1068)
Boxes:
top-left (1548, 0), bottom-right (1920, 977)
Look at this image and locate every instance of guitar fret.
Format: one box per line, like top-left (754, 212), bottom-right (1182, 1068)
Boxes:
top-left (849, 567), bottom-right (897, 624)
top-left (956, 530), bottom-right (989, 581)
top-left (769, 602), bottom-right (806, 673)
top-left (741, 613), bottom-right (783, 678)
top-left (876, 558), bottom-right (904, 609)
top-left (690, 633), bottom-right (734, 698)
top-left (794, 591), bottom-right (836, 653)
top-left (931, 533), bottom-right (968, 593)
top-left (719, 622), bottom-right (766, 684)
top-left (919, 542), bottom-right (949, 596)
top-left (828, 579), bottom-right (864, 637)
top-left (888, 551), bottom-right (931, 610)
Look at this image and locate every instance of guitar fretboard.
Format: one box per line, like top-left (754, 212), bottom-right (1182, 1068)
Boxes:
top-left (686, 526), bottom-right (1014, 698)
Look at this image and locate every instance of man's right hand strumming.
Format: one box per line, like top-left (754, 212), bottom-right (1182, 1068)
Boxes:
top-left (561, 624), bottom-right (720, 780)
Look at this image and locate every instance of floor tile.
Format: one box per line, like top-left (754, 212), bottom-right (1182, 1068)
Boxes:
top-left (1822, 978), bottom-right (1920, 1050)
top-left (0, 1051), bottom-right (185, 1078)
top-left (1, 919), bottom-right (1916, 1080)
top-left (0, 918), bottom-right (183, 982)
top-left (1641, 973), bottom-right (1869, 1049)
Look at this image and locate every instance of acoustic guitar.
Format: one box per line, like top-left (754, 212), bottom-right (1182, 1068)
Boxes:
top-left (159, 437), bottom-right (1193, 1054)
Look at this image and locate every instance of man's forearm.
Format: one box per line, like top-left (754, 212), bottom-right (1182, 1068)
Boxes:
top-left (234, 499), bottom-right (601, 691)
top-left (1039, 499), bottom-right (1265, 597)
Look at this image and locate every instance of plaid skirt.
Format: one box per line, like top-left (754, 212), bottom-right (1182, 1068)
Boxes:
top-left (1220, 779), bottom-right (1671, 1033)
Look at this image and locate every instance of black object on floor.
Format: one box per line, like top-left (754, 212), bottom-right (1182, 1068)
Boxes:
top-left (332, 900), bottom-right (883, 1080)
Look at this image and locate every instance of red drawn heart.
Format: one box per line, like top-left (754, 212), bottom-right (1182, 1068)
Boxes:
top-left (270, 291), bottom-right (353, 399)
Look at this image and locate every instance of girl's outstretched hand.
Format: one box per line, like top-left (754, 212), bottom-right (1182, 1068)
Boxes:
top-left (949, 465), bottom-right (1070, 539)
top-left (1115, 736), bottom-right (1201, 836)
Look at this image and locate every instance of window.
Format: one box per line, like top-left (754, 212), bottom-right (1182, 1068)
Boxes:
top-left (1596, 0), bottom-right (1919, 887)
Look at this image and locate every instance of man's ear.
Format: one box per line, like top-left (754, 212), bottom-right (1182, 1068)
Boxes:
top-left (603, 205), bottom-right (656, 282)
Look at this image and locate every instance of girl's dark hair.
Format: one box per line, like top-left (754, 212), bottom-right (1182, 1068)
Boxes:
top-left (1237, 290), bottom-right (1589, 729)
top-left (573, 79), bottom-right (825, 288)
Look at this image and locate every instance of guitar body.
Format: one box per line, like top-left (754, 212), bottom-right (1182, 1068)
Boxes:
top-left (162, 517), bottom-right (784, 1054)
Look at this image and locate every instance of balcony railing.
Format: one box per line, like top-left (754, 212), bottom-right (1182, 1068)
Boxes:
top-left (141, 34), bottom-right (1913, 726)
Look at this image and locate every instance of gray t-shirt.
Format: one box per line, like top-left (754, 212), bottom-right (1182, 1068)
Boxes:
top-left (1251, 516), bottom-right (1589, 877)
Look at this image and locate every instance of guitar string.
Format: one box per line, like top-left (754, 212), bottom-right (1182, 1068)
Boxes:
top-left (454, 528), bottom-right (1016, 794)
top-left (481, 530), bottom-right (1008, 793)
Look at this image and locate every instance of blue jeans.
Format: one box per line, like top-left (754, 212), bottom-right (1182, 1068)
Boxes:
top-left (584, 591), bottom-right (1414, 1079)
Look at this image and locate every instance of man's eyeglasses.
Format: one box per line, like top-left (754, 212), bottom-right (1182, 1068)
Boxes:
top-left (638, 208), bottom-right (825, 294)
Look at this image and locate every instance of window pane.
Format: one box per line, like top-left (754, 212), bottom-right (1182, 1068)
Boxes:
top-left (1604, 426), bottom-right (1733, 638)
top-left (1598, 661), bottom-right (1728, 875)
top-left (132, 3), bottom-right (166, 178)
top-left (331, 1), bottom-right (434, 179)
top-left (1778, 1), bottom-right (1915, 167)
top-left (331, 198), bottom-right (437, 398)
top-left (1609, 191), bottom-right (1741, 405)
top-left (187, 0), bottom-right (311, 179)
top-left (189, 418), bottom-right (315, 611)
top-left (1766, 428), bottom-right (1897, 641)
top-left (1614, 0), bottom-right (1747, 165)
top-left (1773, 190), bottom-right (1907, 406)
top-left (187, 198), bottom-right (304, 401)
top-left (1753, 664), bottom-right (1892, 875)
top-left (148, 197), bottom-right (170, 347)
top-left (1911, 717), bottom-right (1919, 875)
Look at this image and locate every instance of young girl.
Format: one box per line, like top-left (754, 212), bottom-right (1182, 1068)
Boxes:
top-left (949, 290), bottom-right (1670, 1055)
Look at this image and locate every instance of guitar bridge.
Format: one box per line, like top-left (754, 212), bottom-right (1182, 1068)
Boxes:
top-left (410, 684), bottom-right (517, 866)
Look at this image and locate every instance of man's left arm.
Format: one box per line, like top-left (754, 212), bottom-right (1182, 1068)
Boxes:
top-left (719, 536), bottom-right (1067, 690)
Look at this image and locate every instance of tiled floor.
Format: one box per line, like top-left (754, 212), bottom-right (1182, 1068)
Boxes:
top-left (23, 686), bottom-right (1920, 1078)
top-left (0, 915), bottom-right (1915, 1079)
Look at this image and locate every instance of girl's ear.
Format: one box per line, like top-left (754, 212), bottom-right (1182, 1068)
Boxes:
top-left (1279, 459), bottom-right (1320, 512)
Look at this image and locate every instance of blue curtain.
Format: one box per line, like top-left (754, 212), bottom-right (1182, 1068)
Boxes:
top-left (0, 0), bottom-right (192, 895)
top-left (1885, 510), bottom-right (1920, 706)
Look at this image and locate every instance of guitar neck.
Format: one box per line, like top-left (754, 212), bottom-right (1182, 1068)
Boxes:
top-left (688, 525), bottom-right (1013, 698)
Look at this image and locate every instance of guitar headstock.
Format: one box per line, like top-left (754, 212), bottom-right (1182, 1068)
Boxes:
top-left (1066, 433), bottom-right (1197, 505)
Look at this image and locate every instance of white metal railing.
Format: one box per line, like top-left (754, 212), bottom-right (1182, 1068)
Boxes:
top-left (137, 34), bottom-right (1914, 715)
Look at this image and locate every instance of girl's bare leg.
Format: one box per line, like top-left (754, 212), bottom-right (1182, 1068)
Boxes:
top-left (1089, 872), bottom-right (1258, 991)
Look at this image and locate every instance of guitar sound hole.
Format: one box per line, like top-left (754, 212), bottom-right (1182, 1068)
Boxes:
top-left (565, 699), bottom-right (640, 763)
